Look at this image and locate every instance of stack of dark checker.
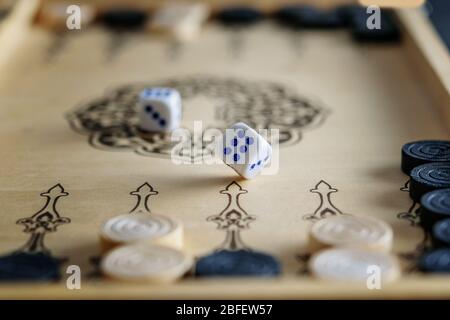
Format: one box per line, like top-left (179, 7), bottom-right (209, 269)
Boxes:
top-left (102, 5), bottom-right (401, 42)
top-left (272, 5), bottom-right (400, 42)
top-left (37, 3), bottom-right (401, 43)
top-left (402, 141), bottom-right (450, 273)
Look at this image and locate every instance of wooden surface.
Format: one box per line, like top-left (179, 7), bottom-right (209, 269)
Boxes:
top-left (1, 276), bottom-right (450, 299)
top-left (0, 0), bottom-right (39, 71)
top-left (0, 3), bottom-right (449, 298)
top-left (397, 9), bottom-right (450, 132)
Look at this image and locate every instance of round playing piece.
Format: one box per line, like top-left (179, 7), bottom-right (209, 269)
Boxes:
top-left (101, 244), bottom-right (193, 283)
top-left (216, 7), bottom-right (263, 26)
top-left (195, 250), bottom-right (280, 277)
top-left (99, 8), bottom-right (148, 30)
top-left (334, 5), bottom-right (359, 24)
top-left (274, 5), bottom-right (345, 29)
top-left (347, 7), bottom-right (400, 42)
top-left (100, 214), bottom-right (183, 252)
top-left (432, 219), bottom-right (450, 248)
top-left (309, 215), bottom-right (393, 252)
top-left (409, 162), bottom-right (450, 202)
top-left (418, 249), bottom-right (450, 273)
top-left (0, 253), bottom-right (60, 281)
top-left (309, 248), bottom-right (401, 283)
top-left (401, 140), bottom-right (450, 175)
top-left (273, 5), bottom-right (306, 28)
top-left (420, 189), bottom-right (450, 231)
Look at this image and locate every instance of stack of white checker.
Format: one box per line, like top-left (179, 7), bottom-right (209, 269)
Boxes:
top-left (148, 3), bottom-right (210, 42)
top-left (99, 212), bottom-right (193, 283)
top-left (307, 215), bottom-right (401, 285)
top-left (101, 86), bottom-right (190, 282)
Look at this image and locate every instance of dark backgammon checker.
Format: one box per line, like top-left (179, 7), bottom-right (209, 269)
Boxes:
top-left (419, 249), bottom-right (450, 273)
top-left (216, 6), bottom-right (264, 26)
top-left (0, 0), bottom-right (450, 300)
top-left (98, 8), bottom-right (148, 30)
top-left (347, 7), bottom-right (400, 42)
top-left (409, 163), bottom-right (450, 202)
top-left (400, 141), bottom-right (450, 273)
top-left (273, 5), bottom-right (347, 29)
top-left (419, 188), bottom-right (450, 231)
top-left (195, 250), bottom-right (281, 277)
top-left (432, 219), bottom-right (450, 248)
top-left (0, 253), bottom-right (60, 282)
top-left (402, 140), bottom-right (450, 175)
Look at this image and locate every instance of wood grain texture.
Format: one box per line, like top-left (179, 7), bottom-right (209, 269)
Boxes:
top-left (0, 4), bottom-right (449, 298)
top-left (0, 0), bottom-right (39, 72)
top-left (1, 276), bottom-right (450, 299)
top-left (397, 9), bottom-right (450, 133)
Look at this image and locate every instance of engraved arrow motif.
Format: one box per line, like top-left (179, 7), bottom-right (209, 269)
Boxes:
top-left (208, 181), bottom-right (255, 250)
top-left (129, 182), bottom-right (159, 214)
top-left (397, 180), bottom-right (421, 227)
top-left (88, 182), bottom-right (159, 278)
top-left (16, 184), bottom-right (70, 254)
top-left (396, 179), bottom-right (431, 273)
top-left (303, 180), bottom-right (343, 221)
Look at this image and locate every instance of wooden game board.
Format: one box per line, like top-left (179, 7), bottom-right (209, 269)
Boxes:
top-left (0, 0), bottom-right (450, 299)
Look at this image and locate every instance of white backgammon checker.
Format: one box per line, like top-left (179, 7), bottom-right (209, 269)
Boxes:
top-left (101, 244), bottom-right (193, 283)
top-left (148, 3), bottom-right (209, 41)
top-left (99, 213), bottom-right (183, 253)
top-left (222, 122), bottom-right (272, 179)
top-left (309, 248), bottom-right (401, 284)
top-left (138, 87), bottom-right (182, 133)
top-left (309, 215), bottom-right (393, 252)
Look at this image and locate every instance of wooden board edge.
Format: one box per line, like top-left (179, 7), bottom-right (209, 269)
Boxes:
top-left (396, 8), bottom-right (450, 133)
top-left (0, 276), bottom-right (450, 299)
top-left (0, 3), bottom-right (449, 300)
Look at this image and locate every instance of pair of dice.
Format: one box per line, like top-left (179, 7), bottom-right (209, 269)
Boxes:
top-left (138, 87), bottom-right (272, 179)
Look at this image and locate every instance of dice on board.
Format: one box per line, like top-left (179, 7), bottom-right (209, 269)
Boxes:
top-left (138, 87), bottom-right (182, 133)
top-left (222, 122), bottom-right (272, 179)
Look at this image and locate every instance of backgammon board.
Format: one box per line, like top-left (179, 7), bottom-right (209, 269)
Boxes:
top-left (0, 0), bottom-right (449, 299)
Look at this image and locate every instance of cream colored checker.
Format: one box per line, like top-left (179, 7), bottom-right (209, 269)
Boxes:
top-left (309, 215), bottom-right (393, 252)
top-left (309, 248), bottom-right (401, 284)
top-left (101, 244), bottom-right (193, 283)
top-left (100, 213), bottom-right (183, 252)
top-left (148, 3), bottom-right (209, 41)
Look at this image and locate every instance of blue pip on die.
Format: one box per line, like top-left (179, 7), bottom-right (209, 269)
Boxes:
top-left (222, 122), bottom-right (272, 179)
top-left (138, 87), bottom-right (182, 132)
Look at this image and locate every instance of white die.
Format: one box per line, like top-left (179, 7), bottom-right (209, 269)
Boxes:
top-left (222, 122), bottom-right (272, 179)
top-left (138, 87), bottom-right (182, 132)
